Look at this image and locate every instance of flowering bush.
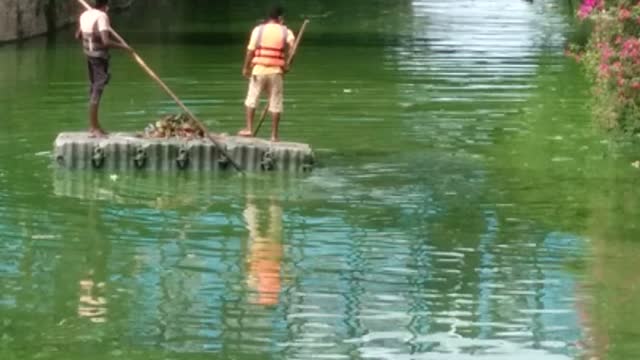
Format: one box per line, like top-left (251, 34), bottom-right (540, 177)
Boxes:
top-left (575, 0), bottom-right (640, 132)
top-left (579, 0), bottom-right (603, 19)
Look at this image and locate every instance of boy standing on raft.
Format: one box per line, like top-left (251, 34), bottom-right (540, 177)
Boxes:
top-left (75, 0), bottom-right (131, 137)
top-left (238, 5), bottom-right (295, 142)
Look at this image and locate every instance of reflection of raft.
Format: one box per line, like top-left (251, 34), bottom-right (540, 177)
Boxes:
top-left (53, 132), bottom-right (315, 172)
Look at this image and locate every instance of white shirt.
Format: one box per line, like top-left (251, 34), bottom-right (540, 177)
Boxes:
top-left (80, 9), bottom-right (110, 34)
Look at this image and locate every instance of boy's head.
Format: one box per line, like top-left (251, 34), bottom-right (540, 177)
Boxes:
top-left (268, 5), bottom-right (285, 22)
top-left (94, 0), bottom-right (109, 10)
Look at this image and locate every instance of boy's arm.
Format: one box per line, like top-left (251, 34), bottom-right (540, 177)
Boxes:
top-left (243, 28), bottom-right (258, 78)
top-left (243, 50), bottom-right (255, 78)
top-left (98, 15), bottom-right (131, 52)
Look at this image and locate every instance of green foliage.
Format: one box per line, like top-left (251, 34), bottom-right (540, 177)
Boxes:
top-left (575, 0), bottom-right (640, 133)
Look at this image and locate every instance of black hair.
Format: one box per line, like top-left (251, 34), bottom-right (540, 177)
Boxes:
top-left (94, 0), bottom-right (109, 8)
top-left (268, 5), bottom-right (285, 20)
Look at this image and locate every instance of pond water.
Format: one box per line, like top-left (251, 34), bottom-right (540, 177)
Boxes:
top-left (1, 0), bottom-right (640, 359)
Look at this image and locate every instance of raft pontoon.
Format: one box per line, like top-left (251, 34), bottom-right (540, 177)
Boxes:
top-left (53, 132), bottom-right (315, 172)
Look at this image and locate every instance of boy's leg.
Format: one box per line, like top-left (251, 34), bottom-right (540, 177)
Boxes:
top-left (88, 58), bottom-right (110, 137)
top-left (268, 74), bottom-right (284, 142)
top-left (240, 75), bottom-right (264, 137)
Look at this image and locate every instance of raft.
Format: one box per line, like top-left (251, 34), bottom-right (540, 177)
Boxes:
top-left (53, 132), bottom-right (315, 172)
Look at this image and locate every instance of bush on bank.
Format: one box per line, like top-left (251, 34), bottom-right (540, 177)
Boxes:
top-left (572, 0), bottom-right (640, 133)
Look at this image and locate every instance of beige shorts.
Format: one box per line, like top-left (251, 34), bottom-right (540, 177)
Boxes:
top-left (244, 73), bottom-right (284, 113)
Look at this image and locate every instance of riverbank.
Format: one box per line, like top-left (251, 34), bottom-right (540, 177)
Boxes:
top-left (0, 0), bottom-right (131, 43)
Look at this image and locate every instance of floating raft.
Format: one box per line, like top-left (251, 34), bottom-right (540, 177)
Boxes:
top-left (53, 132), bottom-right (315, 172)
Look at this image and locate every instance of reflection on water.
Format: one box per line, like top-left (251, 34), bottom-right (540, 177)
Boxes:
top-left (2, 0), bottom-right (640, 359)
top-left (43, 166), bottom-right (588, 358)
top-left (244, 195), bottom-right (283, 307)
top-left (390, 0), bottom-right (571, 152)
top-left (78, 278), bottom-right (108, 323)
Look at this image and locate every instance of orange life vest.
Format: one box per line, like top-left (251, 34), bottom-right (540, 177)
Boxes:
top-left (252, 22), bottom-right (288, 67)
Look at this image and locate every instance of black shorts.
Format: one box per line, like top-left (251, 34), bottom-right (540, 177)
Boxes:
top-left (87, 57), bottom-right (111, 104)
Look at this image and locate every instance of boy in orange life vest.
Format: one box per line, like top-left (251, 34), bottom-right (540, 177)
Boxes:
top-left (75, 0), bottom-right (131, 138)
top-left (238, 5), bottom-right (295, 142)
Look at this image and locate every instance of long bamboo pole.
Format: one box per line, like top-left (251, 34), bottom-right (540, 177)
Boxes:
top-left (253, 19), bottom-right (310, 137)
top-left (76, 0), bottom-right (243, 173)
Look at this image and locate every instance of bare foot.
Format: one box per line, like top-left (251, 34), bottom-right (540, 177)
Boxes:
top-left (270, 136), bottom-right (279, 143)
top-left (89, 128), bottom-right (108, 138)
top-left (237, 128), bottom-right (253, 137)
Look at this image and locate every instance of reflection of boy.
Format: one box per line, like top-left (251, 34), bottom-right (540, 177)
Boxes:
top-left (78, 276), bottom-right (108, 323)
top-left (77, 198), bottom-right (110, 323)
top-left (244, 198), bottom-right (283, 306)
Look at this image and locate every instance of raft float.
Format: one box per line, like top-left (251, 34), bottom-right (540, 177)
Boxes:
top-left (53, 132), bottom-right (315, 172)
top-left (54, 113), bottom-right (315, 173)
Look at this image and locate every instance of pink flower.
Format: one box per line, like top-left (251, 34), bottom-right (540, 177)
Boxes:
top-left (600, 43), bottom-right (614, 62)
top-left (619, 8), bottom-right (632, 21)
top-left (621, 38), bottom-right (640, 59)
top-left (613, 61), bottom-right (623, 71)
top-left (599, 63), bottom-right (610, 77)
top-left (579, 0), bottom-right (601, 19)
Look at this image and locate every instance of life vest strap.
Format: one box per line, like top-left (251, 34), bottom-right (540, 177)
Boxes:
top-left (255, 53), bottom-right (285, 59)
top-left (256, 46), bottom-right (285, 52)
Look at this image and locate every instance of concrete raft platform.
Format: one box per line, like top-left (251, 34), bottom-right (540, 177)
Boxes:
top-left (54, 132), bottom-right (315, 172)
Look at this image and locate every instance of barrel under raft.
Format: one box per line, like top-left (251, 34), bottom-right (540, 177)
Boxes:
top-left (53, 132), bottom-right (315, 172)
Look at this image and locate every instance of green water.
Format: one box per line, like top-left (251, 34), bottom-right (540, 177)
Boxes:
top-left (2, 0), bottom-right (640, 359)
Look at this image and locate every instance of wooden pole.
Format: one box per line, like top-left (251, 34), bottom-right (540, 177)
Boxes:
top-left (76, 0), bottom-right (243, 173)
top-left (253, 19), bottom-right (310, 137)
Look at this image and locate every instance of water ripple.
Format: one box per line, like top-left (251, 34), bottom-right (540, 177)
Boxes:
top-left (0, 0), bottom-right (592, 359)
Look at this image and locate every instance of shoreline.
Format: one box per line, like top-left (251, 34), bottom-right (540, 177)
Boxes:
top-left (0, 0), bottom-right (131, 45)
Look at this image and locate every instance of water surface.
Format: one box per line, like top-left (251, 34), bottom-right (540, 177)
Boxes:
top-left (1, 1), bottom-right (640, 359)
